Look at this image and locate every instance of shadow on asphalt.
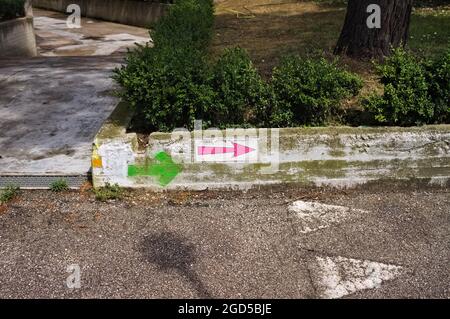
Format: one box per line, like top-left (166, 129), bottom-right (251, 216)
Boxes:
top-left (140, 232), bottom-right (211, 298)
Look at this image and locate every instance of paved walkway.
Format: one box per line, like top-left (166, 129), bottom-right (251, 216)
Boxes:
top-left (0, 56), bottom-right (121, 176)
top-left (0, 9), bottom-right (150, 186)
top-left (33, 8), bottom-right (149, 56)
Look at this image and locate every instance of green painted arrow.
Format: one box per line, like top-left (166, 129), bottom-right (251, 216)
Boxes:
top-left (128, 151), bottom-right (182, 187)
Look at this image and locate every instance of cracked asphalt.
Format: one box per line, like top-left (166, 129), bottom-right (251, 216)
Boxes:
top-left (0, 184), bottom-right (448, 299)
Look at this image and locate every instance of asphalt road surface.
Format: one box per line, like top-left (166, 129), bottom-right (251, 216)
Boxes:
top-left (0, 184), bottom-right (448, 298)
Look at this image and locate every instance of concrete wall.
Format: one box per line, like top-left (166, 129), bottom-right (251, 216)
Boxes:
top-left (33, 0), bottom-right (170, 27)
top-left (0, 17), bottom-right (37, 57)
top-left (92, 103), bottom-right (450, 190)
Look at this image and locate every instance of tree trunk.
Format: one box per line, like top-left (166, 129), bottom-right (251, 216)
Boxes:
top-left (334, 0), bottom-right (413, 59)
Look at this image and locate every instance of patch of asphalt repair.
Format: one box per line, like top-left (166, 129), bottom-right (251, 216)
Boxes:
top-left (0, 184), bottom-right (448, 298)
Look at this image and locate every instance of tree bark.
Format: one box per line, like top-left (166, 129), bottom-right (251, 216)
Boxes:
top-left (334, 0), bottom-right (413, 59)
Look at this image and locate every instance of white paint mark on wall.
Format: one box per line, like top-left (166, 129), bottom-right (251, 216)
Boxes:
top-left (97, 141), bottom-right (135, 179)
top-left (310, 256), bottom-right (403, 299)
top-left (288, 201), bottom-right (368, 234)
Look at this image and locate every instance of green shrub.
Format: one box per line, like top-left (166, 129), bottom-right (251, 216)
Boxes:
top-left (366, 48), bottom-right (434, 125)
top-left (50, 179), bottom-right (69, 192)
top-left (115, 45), bottom-right (215, 132)
top-left (114, 0), bottom-right (216, 132)
top-left (116, 0), bottom-right (450, 130)
top-left (115, 0), bottom-right (363, 130)
top-left (94, 183), bottom-right (124, 202)
top-left (0, 184), bottom-right (19, 204)
top-left (426, 49), bottom-right (450, 122)
top-left (364, 48), bottom-right (447, 126)
top-left (209, 47), bottom-right (273, 127)
top-left (0, 0), bottom-right (25, 22)
top-left (270, 56), bottom-right (363, 127)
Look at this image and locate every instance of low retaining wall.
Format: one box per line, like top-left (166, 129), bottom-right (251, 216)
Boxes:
top-left (33, 0), bottom-right (170, 27)
top-left (0, 17), bottom-right (37, 57)
top-left (92, 103), bottom-right (450, 190)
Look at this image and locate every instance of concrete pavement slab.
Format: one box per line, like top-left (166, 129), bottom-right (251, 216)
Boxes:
top-left (34, 10), bottom-right (150, 57)
top-left (0, 56), bottom-right (121, 176)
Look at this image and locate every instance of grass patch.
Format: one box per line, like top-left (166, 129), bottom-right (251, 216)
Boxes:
top-left (94, 183), bottom-right (124, 202)
top-left (0, 185), bottom-right (20, 204)
top-left (49, 179), bottom-right (69, 192)
top-left (409, 7), bottom-right (450, 57)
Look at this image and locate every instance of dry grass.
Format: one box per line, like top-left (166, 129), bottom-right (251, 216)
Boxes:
top-left (212, 0), bottom-right (349, 77)
top-left (212, 0), bottom-right (450, 74)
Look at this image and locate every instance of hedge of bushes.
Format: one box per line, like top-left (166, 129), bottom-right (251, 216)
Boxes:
top-left (0, 0), bottom-right (25, 22)
top-left (364, 48), bottom-right (450, 126)
top-left (114, 0), bottom-right (215, 131)
top-left (114, 0), bottom-right (449, 132)
top-left (271, 56), bottom-right (363, 127)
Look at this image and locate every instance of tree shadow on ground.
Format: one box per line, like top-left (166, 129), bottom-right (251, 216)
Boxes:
top-left (140, 232), bottom-right (211, 298)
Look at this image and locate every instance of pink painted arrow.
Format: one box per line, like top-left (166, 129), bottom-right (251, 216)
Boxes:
top-left (197, 142), bottom-right (255, 157)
